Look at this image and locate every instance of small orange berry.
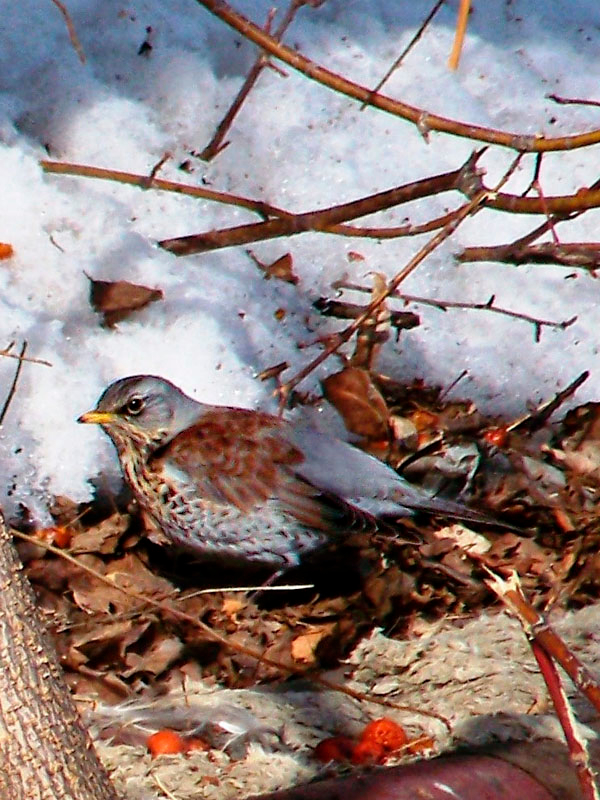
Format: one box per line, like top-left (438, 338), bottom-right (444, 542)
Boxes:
top-left (482, 427), bottom-right (508, 448)
top-left (360, 718), bottom-right (407, 751)
top-left (147, 729), bottom-right (185, 757)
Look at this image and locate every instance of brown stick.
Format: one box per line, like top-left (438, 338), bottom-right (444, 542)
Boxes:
top-left (484, 570), bottom-right (600, 715)
top-left (531, 641), bottom-right (599, 800)
top-left (458, 242), bottom-right (600, 271)
top-left (277, 189), bottom-right (490, 404)
top-left (363, 0), bottom-right (445, 105)
top-left (159, 165), bottom-right (466, 255)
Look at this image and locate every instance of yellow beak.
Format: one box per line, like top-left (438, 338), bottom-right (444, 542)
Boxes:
top-left (78, 410), bottom-right (116, 425)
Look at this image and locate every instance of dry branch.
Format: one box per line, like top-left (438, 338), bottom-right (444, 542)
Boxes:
top-left (458, 242), bottom-right (600, 271)
top-left (193, 0), bottom-right (600, 151)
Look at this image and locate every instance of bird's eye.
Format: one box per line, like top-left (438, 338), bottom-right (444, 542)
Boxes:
top-left (124, 396), bottom-right (145, 416)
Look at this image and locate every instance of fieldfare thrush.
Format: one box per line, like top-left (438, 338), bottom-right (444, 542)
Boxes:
top-left (79, 375), bottom-right (498, 572)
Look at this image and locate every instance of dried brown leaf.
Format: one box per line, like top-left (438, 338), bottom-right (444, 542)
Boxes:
top-left (87, 274), bottom-right (163, 326)
top-left (248, 251), bottom-right (298, 284)
top-left (352, 273), bottom-right (390, 368)
top-left (70, 513), bottom-right (131, 554)
top-left (291, 625), bottom-right (335, 664)
top-left (322, 366), bottom-right (390, 440)
top-left (123, 632), bottom-right (184, 677)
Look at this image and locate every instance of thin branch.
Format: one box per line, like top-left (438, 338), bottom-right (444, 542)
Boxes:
top-left (0, 342), bottom-right (52, 367)
top-left (506, 370), bottom-right (589, 435)
top-left (275, 151), bottom-right (521, 401)
top-left (161, 162), bottom-right (600, 254)
top-left (41, 159), bottom-right (294, 220)
top-left (50, 0), bottom-right (86, 64)
top-left (42, 157), bottom-right (474, 242)
top-left (43, 157), bottom-right (600, 254)
top-left (483, 569), bottom-right (600, 716)
top-left (362, 0), bottom-right (446, 106)
top-left (0, 342), bottom-right (27, 427)
top-left (457, 242), bottom-right (600, 272)
top-left (548, 93), bottom-right (600, 109)
top-left (531, 642), bottom-right (600, 800)
top-left (193, 0), bottom-right (600, 152)
top-left (332, 283), bottom-right (577, 343)
top-left (159, 160), bottom-right (471, 255)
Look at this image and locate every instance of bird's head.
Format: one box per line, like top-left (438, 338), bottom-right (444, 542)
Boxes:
top-left (78, 375), bottom-right (203, 454)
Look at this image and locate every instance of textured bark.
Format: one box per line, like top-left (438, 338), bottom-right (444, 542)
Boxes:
top-left (0, 513), bottom-right (120, 800)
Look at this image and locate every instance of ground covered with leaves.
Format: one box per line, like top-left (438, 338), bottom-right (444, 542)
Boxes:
top-left (17, 364), bottom-right (600, 703)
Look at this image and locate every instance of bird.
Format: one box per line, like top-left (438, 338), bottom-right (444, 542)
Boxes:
top-left (78, 375), bottom-right (501, 575)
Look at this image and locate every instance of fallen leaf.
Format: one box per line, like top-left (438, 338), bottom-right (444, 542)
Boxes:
top-left (322, 367), bottom-right (389, 440)
top-left (87, 274), bottom-right (163, 326)
top-left (291, 624), bottom-right (335, 664)
top-left (248, 250), bottom-right (298, 284)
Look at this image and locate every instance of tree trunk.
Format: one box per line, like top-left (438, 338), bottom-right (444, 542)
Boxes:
top-left (0, 512), bottom-right (120, 800)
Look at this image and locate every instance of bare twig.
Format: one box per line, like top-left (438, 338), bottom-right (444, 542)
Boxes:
top-left (331, 283), bottom-right (576, 342)
top-left (530, 642), bottom-right (600, 800)
top-left (50, 0), bottom-right (86, 64)
top-left (362, 0), bottom-right (446, 106)
top-left (457, 242), bottom-right (600, 272)
top-left (0, 342), bottom-right (52, 367)
top-left (485, 569), bottom-right (600, 800)
top-left (158, 162), bottom-right (470, 255)
top-left (43, 157), bottom-right (600, 254)
top-left (275, 151), bottom-right (524, 403)
top-left (506, 370), bottom-right (589, 434)
top-left (41, 159), bottom-right (294, 220)
top-left (276, 190), bottom-right (491, 406)
top-left (548, 93), bottom-right (600, 109)
top-left (0, 342), bottom-right (27, 427)
top-left (483, 569), bottom-right (600, 715)
top-left (200, 0), bottom-right (312, 160)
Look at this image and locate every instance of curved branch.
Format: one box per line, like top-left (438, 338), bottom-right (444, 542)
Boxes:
top-left (194, 0), bottom-right (600, 152)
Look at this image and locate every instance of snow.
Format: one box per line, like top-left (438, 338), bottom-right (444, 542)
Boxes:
top-left (1, 0), bottom-right (600, 521)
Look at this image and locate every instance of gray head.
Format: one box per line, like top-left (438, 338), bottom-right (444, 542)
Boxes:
top-left (78, 375), bottom-right (205, 453)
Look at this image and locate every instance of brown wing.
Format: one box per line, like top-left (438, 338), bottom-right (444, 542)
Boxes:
top-left (149, 407), bottom-right (382, 535)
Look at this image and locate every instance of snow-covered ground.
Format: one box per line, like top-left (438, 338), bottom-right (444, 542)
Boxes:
top-left (1, 0), bottom-right (600, 521)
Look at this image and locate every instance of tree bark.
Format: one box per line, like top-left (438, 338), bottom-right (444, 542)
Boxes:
top-left (0, 512), bottom-right (120, 799)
